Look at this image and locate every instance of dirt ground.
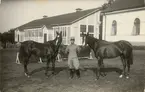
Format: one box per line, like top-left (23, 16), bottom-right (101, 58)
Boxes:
top-left (1, 49), bottom-right (145, 92)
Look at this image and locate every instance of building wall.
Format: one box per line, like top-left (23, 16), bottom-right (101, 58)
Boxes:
top-left (103, 9), bottom-right (145, 46)
top-left (15, 26), bottom-right (53, 43)
top-left (15, 29), bottom-right (25, 42)
top-left (53, 25), bottom-right (71, 45)
top-left (71, 11), bottom-right (101, 45)
top-left (43, 26), bottom-right (53, 43)
top-left (15, 11), bottom-right (101, 45)
top-left (15, 29), bottom-right (19, 42)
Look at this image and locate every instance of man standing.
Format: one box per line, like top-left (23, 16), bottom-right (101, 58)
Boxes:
top-left (65, 37), bottom-right (80, 79)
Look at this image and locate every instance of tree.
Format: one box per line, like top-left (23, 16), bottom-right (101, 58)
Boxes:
top-left (101, 0), bottom-right (115, 10)
top-left (8, 28), bottom-right (15, 43)
top-left (0, 28), bottom-right (15, 48)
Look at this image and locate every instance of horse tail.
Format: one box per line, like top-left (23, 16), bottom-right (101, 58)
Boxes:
top-left (128, 50), bottom-right (133, 65)
top-left (120, 40), bottom-right (133, 65)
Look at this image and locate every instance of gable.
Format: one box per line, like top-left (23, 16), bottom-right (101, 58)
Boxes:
top-left (17, 7), bottom-right (101, 31)
top-left (103, 0), bottom-right (145, 13)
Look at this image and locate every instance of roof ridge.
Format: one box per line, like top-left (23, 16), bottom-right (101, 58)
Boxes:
top-left (39, 7), bottom-right (100, 20)
top-left (17, 7), bottom-right (101, 31)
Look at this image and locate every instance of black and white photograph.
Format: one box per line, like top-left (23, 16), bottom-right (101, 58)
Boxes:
top-left (0, 0), bottom-right (145, 92)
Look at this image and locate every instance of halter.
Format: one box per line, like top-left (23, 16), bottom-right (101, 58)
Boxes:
top-left (55, 32), bottom-right (60, 45)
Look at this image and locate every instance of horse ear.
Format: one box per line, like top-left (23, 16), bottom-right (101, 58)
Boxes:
top-left (87, 32), bottom-right (89, 36)
top-left (81, 32), bottom-right (84, 36)
top-left (56, 31), bottom-right (59, 35)
top-left (60, 31), bottom-right (62, 35)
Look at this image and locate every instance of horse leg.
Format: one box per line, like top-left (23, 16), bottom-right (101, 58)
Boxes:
top-left (52, 58), bottom-right (56, 75)
top-left (100, 60), bottom-right (106, 77)
top-left (24, 58), bottom-right (30, 77)
top-left (96, 58), bottom-right (101, 80)
top-left (126, 59), bottom-right (130, 79)
top-left (38, 57), bottom-right (43, 63)
top-left (119, 56), bottom-right (126, 78)
top-left (45, 59), bottom-right (50, 76)
top-left (16, 52), bottom-right (21, 64)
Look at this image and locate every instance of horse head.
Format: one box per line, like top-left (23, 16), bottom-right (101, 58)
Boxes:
top-left (56, 31), bottom-right (62, 46)
top-left (82, 32), bottom-right (90, 46)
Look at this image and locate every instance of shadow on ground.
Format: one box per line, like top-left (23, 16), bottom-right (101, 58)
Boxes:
top-left (29, 66), bottom-right (122, 77)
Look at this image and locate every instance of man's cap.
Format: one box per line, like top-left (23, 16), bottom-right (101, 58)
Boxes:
top-left (70, 37), bottom-right (75, 40)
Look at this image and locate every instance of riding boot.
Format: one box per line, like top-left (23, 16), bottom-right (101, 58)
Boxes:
top-left (76, 69), bottom-right (80, 78)
top-left (69, 69), bottom-right (74, 79)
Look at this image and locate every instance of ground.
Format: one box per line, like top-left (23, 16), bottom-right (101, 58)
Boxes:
top-left (1, 49), bottom-right (145, 92)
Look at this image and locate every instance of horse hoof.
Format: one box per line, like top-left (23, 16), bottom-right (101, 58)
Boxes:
top-left (25, 73), bottom-right (30, 78)
top-left (45, 73), bottom-right (47, 76)
top-left (103, 73), bottom-right (107, 77)
top-left (95, 78), bottom-right (99, 81)
top-left (38, 62), bottom-right (43, 64)
top-left (52, 72), bottom-right (56, 75)
top-left (126, 76), bottom-right (129, 79)
top-left (119, 75), bottom-right (123, 78)
top-left (16, 62), bottom-right (21, 64)
top-left (25, 73), bottom-right (27, 76)
top-left (104, 74), bottom-right (107, 76)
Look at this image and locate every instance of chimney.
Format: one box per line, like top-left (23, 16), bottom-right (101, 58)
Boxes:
top-left (43, 15), bottom-right (48, 18)
top-left (76, 8), bottom-right (82, 12)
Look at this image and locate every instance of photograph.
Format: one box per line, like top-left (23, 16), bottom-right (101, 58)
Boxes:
top-left (0, 0), bottom-right (145, 92)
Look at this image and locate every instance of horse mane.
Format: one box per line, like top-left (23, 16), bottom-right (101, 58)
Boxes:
top-left (88, 36), bottom-right (97, 42)
top-left (87, 36), bottom-right (111, 50)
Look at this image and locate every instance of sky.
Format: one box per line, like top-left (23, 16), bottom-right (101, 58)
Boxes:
top-left (0, 0), bottom-right (107, 33)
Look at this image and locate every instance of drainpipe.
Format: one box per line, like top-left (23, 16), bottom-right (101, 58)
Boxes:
top-left (104, 13), bottom-right (107, 40)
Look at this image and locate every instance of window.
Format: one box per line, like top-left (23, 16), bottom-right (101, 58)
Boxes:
top-left (32, 30), bottom-right (34, 37)
top-left (111, 20), bottom-right (117, 36)
top-left (132, 18), bottom-right (140, 36)
top-left (25, 31), bottom-right (27, 37)
top-left (39, 30), bottom-right (43, 37)
top-left (88, 25), bottom-right (94, 33)
top-left (80, 25), bottom-right (86, 32)
top-left (89, 34), bottom-right (94, 37)
top-left (64, 27), bottom-right (66, 37)
top-left (28, 31), bottom-right (30, 37)
top-left (62, 31), bottom-right (64, 37)
top-left (36, 30), bottom-right (38, 37)
top-left (67, 27), bottom-right (70, 44)
top-left (48, 34), bottom-right (52, 40)
top-left (80, 25), bottom-right (86, 38)
top-left (54, 28), bottom-right (56, 37)
top-left (15, 32), bottom-right (17, 38)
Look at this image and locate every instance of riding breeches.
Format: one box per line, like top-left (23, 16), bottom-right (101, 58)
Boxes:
top-left (68, 57), bottom-right (80, 69)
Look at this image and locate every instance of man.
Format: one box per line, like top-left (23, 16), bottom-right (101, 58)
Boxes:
top-left (65, 37), bottom-right (80, 79)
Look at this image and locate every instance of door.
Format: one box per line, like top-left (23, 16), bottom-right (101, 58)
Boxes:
top-left (44, 33), bottom-right (47, 43)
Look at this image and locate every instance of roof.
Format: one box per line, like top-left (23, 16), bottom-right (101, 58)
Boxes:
top-left (103, 0), bottom-right (145, 13)
top-left (17, 7), bottom-right (101, 31)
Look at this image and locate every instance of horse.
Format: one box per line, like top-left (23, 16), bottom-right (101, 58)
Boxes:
top-left (15, 32), bottom-right (61, 64)
top-left (18, 31), bottom-right (62, 77)
top-left (82, 32), bottom-right (133, 80)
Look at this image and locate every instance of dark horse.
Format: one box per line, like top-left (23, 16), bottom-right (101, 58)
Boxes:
top-left (18, 31), bottom-right (62, 77)
top-left (82, 32), bottom-right (133, 80)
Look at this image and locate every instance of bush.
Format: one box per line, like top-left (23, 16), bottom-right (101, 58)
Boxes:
top-left (133, 46), bottom-right (145, 50)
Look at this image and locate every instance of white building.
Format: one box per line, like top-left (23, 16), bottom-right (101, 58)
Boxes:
top-left (102, 0), bottom-right (145, 46)
top-left (15, 8), bottom-right (102, 45)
